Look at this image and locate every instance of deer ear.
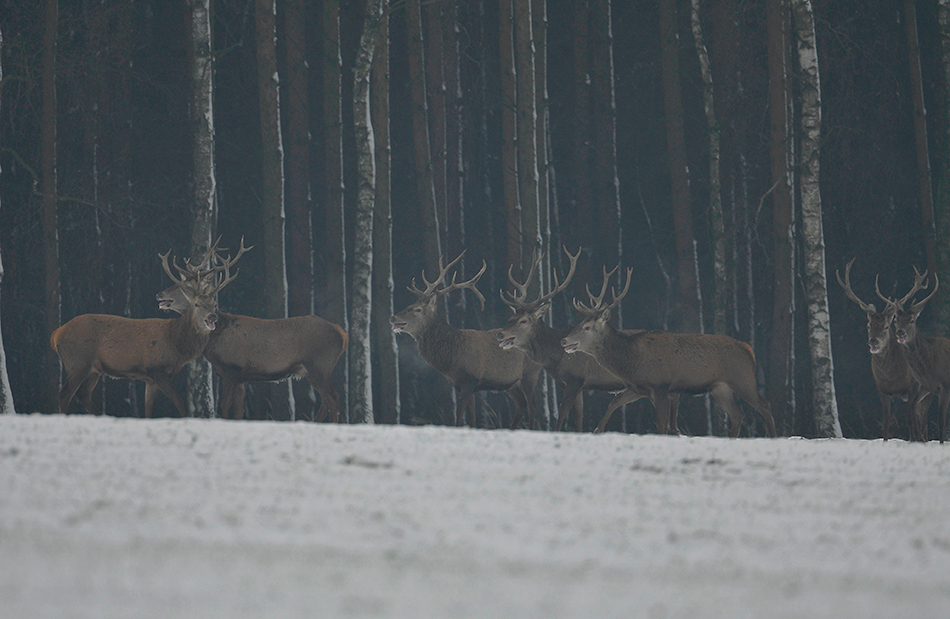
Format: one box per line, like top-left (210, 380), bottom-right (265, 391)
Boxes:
top-left (600, 308), bottom-right (611, 322)
top-left (534, 302), bottom-right (551, 319)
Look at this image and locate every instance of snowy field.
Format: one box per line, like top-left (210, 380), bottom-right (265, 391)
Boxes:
top-left (2, 414), bottom-right (950, 618)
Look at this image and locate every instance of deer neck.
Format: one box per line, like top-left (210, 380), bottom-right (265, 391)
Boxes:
top-left (169, 306), bottom-right (212, 359)
top-left (415, 315), bottom-right (463, 374)
top-left (598, 324), bottom-right (640, 376)
top-left (524, 321), bottom-right (568, 370)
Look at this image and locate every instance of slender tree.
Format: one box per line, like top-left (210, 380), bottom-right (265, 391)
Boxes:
top-left (500, 0), bottom-right (521, 280)
top-left (904, 0), bottom-right (937, 279)
top-left (256, 0), bottom-right (293, 420)
top-left (350, 0), bottom-right (385, 425)
top-left (590, 0), bottom-right (620, 271)
top-left (42, 0), bottom-right (61, 415)
top-left (514, 0), bottom-right (540, 290)
top-left (323, 0), bottom-right (348, 419)
top-left (424, 0), bottom-right (446, 238)
top-left (0, 25), bottom-right (15, 415)
top-left (184, 0), bottom-right (217, 417)
top-left (406, 0), bottom-right (443, 279)
top-left (659, 0), bottom-right (701, 335)
top-left (371, 7), bottom-right (400, 424)
top-left (572, 0), bottom-right (593, 287)
top-left (767, 0), bottom-right (795, 435)
top-left (791, 0), bottom-right (841, 438)
top-left (935, 0), bottom-right (950, 335)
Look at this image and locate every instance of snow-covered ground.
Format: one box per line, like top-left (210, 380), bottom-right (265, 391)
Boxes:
top-left (1, 414), bottom-right (949, 618)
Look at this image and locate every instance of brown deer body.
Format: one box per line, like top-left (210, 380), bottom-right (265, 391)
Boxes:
top-left (560, 268), bottom-right (777, 438)
top-left (156, 241), bottom-right (348, 422)
top-left (892, 271), bottom-right (950, 442)
top-left (390, 253), bottom-right (541, 429)
top-left (497, 250), bottom-right (679, 433)
top-left (51, 261), bottom-right (223, 418)
top-left (836, 258), bottom-right (932, 440)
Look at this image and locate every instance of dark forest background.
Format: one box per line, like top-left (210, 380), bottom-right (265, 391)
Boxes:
top-left (2, 0), bottom-right (949, 439)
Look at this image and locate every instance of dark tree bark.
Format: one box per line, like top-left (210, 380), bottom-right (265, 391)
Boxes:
top-left (425, 0), bottom-right (446, 239)
top-left (256, 0), bottom-right (293, 420)
top-left (767, 0), bottom-right (795, 436)
top-left (323, 0), bottom-right (348, 419)
top-left (514, 0), bottom-right (540, 287)
top-left (371, 8), bottom-right (400, 424)
top-left (904, 0), bottom-right (937, 280)
top-left (407, 0), bottom-right (443, 280)
top-left (500, 0), bottom-right (521, 280)
top-left (42, 0), bottom-right (61, 415)
top-left (572, 0), bottom-right (593, 288)
top-left (935, 0), bottom-right (950, 335)
top-left (659, 0), bottom-right (701, 334)
top-left (0, 25), bottom-right (15, 415)
top-left (443, 0), bottom-right (465, 326)
top-left (590, 0), bottom-right (620, 272)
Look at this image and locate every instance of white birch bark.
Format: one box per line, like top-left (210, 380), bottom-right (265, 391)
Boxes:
top-left (792, 0), bottom-right (841, 438)
top-left (185, 0), bottom-right (216, 417)
top-left (349, 0), bottom-right (385, 425)
top-left (0, 27), bottom-right (13, 415)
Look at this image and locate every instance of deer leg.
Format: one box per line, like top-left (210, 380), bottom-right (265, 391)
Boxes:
top-left (58, 367), bottom-right (91, 415)
top-left (231, 383), bottom-right (247, 420)
top-left (595, 389), bottom-right (647, 434)
top-left (218, 377), bottom-right (237, 419)
top-left (651, 387), bottom-right (673, 435)
top-left (572, 391), bottom-right (584, 433)
top-left (143, 381), bottom-right (159, 418)
top-left (305, 371), bottom-right (339, 423)
top-left (913, 390), bottom-right (934, 442)
top-left (938, 388), bottom-right (950, 444)
top-left (76, 373), bottom-right (102, 416)
top-left (507, 387), bottom-right (530, 430)
top-left (456, 385), bottom-right (476, 427)
top-left (668, 394), bottom-right (681, 435)
top-left (709, 384), bottom-right (744, 438)
top-left (731, 382), bottom-right (777, 438)
top-left (879, 391), bottom-right (893, 441)
top-left (150, 374), bottom-right (189, 418)
top-left (555, 381), bottom-right (582, 432)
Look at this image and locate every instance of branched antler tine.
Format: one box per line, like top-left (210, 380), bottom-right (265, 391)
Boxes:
top-left (835, 257), bottom-right (874, 313)
top-left (873, 275), bottom-right (898, 314)
top-left (421, 251), bottom-right (466, 295)
top-left (910, 272), bottom-right (939, 314)
top-left (206, 253), bottom-right (240, 296)
top-left (442, 259), bottom-right (487, 310)
top-left (536, 246), bottom-right (580, 307)
top-left (586, 265), bottom-right (618, 307)
top-left (897, 265), bottom-right (930, 308)
top-left (158, 249), bottom-right (187, 285)
top-left (215, 236), bottom-right (253, 274)
top-left (608, 267), bottom-right (634, 311)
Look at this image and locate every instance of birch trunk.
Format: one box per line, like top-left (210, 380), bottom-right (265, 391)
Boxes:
top-left (0, 26), bottom-right (14, 415)
top-left (323, 0), bottom-right (348, 419)
top-left (256, 0), bottom-right (293, 420)
top-left (591, 0), bottom-right (620, 272)
top-left (792, 0), bottom-right (841, 438)
top-left (371, 9), bottom-right (400, 424)
top-left (350, 0), bottom-right (385, 425)
top-left (185, 0), bottom-right (216, 418)
top-left (42, 0), bottom-right (61, 415)
top-left (767, 0), bottom-right (795, 435)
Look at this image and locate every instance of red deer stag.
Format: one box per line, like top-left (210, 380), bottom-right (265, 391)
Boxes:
top-left (891, 269), bottom-right (950, 442)
top-left (560, 267), bottom-right (777, 437)
top-left (836, 258), bottom-right (932, 440)
top-left (50, 252), bottom-right (229, 417)
top-left (156, 240), bottom-right (348, 422)
top-left (496, 250), bottom-right (680, 433)
top-left (390, 252), bottom-right (541, 429)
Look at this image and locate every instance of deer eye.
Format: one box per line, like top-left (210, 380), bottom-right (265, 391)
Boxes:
top-left (519, 318), bottom-right (528, 325)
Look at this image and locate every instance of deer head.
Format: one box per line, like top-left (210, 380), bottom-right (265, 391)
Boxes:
top-left (889, 266), bottom-right (938, 346)
top-left (390, 252), bottom-right (487, 338)
top-left (157, 237), bottom-right (251, 314)
top-left (561, 265), bottom-right (633, 356)
top-left (497, 246), bottom-right (580, 350)
top-left (836, 257), bottom-right (901, 355)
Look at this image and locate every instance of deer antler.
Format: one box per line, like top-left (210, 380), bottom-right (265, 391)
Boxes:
top-left (874, 264), bottom-right (930, 314)
top-left (836, 257), bottom-right (877, 313)
top-left (573, 264), bottom-right (625, 316)
top-left (908, 271), bottom-right (939, 315)
top-left (500, 249), bottom-right (544, 311)
top-left (159, 249), bottom-right (188, 286)
top-left (407, 252), bottom-right (487, 310)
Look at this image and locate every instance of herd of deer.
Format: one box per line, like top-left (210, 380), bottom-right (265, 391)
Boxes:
top-left (48, 241), bottom-right (949, 442)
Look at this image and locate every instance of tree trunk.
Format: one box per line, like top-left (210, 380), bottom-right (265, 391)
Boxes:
top-left (425, 0), bottom-right (446, 240)
top-left (691, 0), bottom-right (723, 336)
top-left (767, 0), bottom-right (795, 435)
top-left (443, 1), bottom-right (465, 325)
top-left (407, 0), bottom-right (443, 280)
top-left (0, 26), bottom-right (15, 415)
top-left (185, 0), bottom-right (216, 418)
top-left (904, 0), bottom-right (937, 279)
top-left (500, 0), bottom-right (521, 281)
top-left (659, 0), bottom-right (701, 335)
top-left (572, 0), bottom-right (593, 288)
top-left (935, 0), bottom-right (950, 335)
top-left (590, 0), bottom-right (620, 272)
top-left (371, 9), bottom-right (400, 424)
top-left (323, 0), bottom-right (348, 420)
top-left (792, 0), bottom-right (841, 438)
top-left (42, 0), bottom-right (61, 415)
top-left (350, 0), bottom-right (384, 426)
top-left (256, 0), bottom-right (293, 420)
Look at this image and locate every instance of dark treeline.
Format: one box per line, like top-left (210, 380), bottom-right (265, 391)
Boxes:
top-left (1, 0), bottom-right (949, 439)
